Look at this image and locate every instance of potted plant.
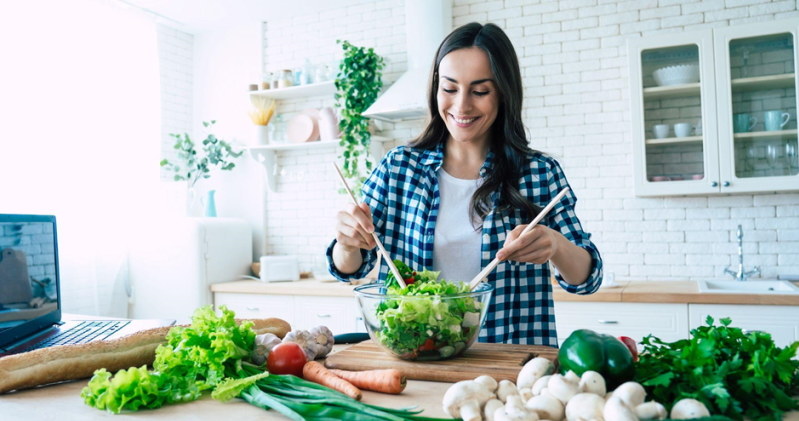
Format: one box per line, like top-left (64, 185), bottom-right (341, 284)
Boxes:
top-left (334, 40), bottom-right (385, 197)
top-left (160, 120), bottom-right (243, 215)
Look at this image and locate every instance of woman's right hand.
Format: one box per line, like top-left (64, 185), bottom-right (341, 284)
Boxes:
top-left (335, 202), bottom-right (376, 252)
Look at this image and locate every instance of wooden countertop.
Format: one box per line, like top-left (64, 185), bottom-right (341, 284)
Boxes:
top-left (553, 280), bottom-right (799, 306)
top-left (4, 343), bottom-right (797, 421)
top-left (212, 279), bottom-right (799, 306)
top-left (1, 344), bottom-right (452, 420)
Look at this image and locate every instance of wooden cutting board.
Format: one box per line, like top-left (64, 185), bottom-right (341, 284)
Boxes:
top-left (324, 340), bottom-right (558, 383)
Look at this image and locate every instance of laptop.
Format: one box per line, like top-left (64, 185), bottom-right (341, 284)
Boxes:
top-left (0, 214), bottom-right (175, 357)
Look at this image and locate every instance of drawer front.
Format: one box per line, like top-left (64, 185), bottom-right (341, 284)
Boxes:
top-left (555, 302), bottom-right (689, 346)
top-left (294, 296), bottom-right (359, 335)
top-left (214, 293), bottom-right (296, 326)
top-left (689, 304), bottom-right (799, 348)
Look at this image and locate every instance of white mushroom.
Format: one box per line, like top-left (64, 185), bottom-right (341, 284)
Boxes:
top-left (485, 398), bottom-right (505, 421)
top-left (669, 398), bottom-right (710, 419)
top-left (547, 373), bottom-right (580, 404)
top-left (494, 395), bottom-right (539, 421)
top-left (603, 395), bottom-right (639, 421)
top-left (443, 379), bottom-right (497, 421)
top-left (517, 357), bottom-right (555, 389)
top-left (578, 370), bottom-right (607, 396)
top-left (531, 375), bottom-right (552, 396)
top-left (526, 393), bottom-right (565, 421)
top-left (635, 401), bottom-right (667, 420)
top-left (564, 370), bottom-right (580, 383)
top-left (564, 392), bottom-right (605, 421)
top-left (475, 375), bottom-right (500, 393)
top-left (497, 379), bottom-right (520, 403)
top-left (519, 387), bottom-right (533, 402)
top-left (612, 381), bottom-right (647, 408)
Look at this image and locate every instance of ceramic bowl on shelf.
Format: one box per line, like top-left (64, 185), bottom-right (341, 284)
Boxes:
top-left (353, 282), bottom-right (494, 361)
top-left (652, 64), bottom-right (700, 86)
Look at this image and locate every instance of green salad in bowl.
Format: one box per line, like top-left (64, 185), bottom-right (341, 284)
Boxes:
top-left (353, 261), bottom-right (494, 361)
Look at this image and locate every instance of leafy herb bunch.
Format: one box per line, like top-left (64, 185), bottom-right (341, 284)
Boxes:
top-left (635, 316), bottom-right (799, 421)
top-left (334, 40), bottom-right (385, 197)
top-left (160, 121), bottom-right (243, 188)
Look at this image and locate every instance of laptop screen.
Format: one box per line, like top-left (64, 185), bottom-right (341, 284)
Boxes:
top-left (0, 214), bottom-right (62, 348)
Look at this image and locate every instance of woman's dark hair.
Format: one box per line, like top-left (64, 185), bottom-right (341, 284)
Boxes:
top-left (410, 22), bottom-right (541, 224)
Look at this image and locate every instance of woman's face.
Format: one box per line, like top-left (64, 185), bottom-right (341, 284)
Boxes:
top-left (437, 46), bottom-right (499, 147)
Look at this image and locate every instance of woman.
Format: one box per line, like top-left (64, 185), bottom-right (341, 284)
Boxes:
top-left (327, 22), bottom-right (602, 346)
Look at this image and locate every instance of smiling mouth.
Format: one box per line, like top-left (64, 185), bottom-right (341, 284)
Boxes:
top-left (451, 115), bottom-right (477, 125)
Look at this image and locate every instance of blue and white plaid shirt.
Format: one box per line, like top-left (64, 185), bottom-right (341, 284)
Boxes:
top-left (327, 144), bottom-right (603, 346)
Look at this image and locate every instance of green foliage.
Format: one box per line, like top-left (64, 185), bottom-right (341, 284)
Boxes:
top-left (81, 305), bottom-right (455, 420)
top-left (635, 316), bottom-right (799, 421)
top-left (334, 40), bottom-right (385, 197)
top-left (81, 306), bottom-right (255, 413)
top-left (159, 120), bottom-right (244, 188)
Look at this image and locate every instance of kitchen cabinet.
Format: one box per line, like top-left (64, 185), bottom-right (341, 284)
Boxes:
top-left (214, 290), bottom-right (366, 335)
top-left (628, 19), bottom-right (798, 196)
top-left (689, 304), bottom-right (799, 348)
top-left (247, 81), bottom-right (393, 191)
top-left (554, 301), bottom-right (689, 347)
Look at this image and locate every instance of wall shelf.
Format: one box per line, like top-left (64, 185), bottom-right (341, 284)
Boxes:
top-left (733, 129), bottom-right (797, 140)
top-left (731, 73), bottom-right (795, 91)
top-left (248, 135), bottom-right (393, 191)
top-left (642, 82), bottom-right (700, 99)
top-left (249, 81), bottom-right (336, 100)
top-left (645, 135), bottom-right (703, 145)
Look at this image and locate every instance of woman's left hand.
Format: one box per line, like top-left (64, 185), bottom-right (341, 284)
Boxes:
top-left (496, 224), bottom-right (560, 264)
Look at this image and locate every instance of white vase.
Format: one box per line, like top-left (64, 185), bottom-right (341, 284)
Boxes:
top-left (256, 124), bottom-right (270, 145)
top-left (186, 184), bottom-right (205, 217)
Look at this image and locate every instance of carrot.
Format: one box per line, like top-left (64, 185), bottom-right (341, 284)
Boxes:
top-left (328, 368), bottom-right (407, 394)
top-left (302, 361), bottom-right (362, 401)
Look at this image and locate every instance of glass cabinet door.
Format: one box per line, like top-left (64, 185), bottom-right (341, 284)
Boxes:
top-left (641, 45), bottom-right (704, 182)
top-left (629, 31), bottom-right (717, 196)
top-left (716, 21), bottom-right (799, 192)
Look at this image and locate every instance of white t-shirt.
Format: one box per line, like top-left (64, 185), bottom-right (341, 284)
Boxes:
top-left (432, 168), bottom-right (483, 283)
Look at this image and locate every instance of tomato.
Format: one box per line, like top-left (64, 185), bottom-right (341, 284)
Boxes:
top-left (617, 336), bottom-right (639, 362)
top-left (267, 342), bottom-right (307, 377)
top-left (418, 338), bottom-right (437, 352)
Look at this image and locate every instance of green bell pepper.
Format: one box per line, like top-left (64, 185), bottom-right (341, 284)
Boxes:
top-left (557, 329), bottom-right (635, 389)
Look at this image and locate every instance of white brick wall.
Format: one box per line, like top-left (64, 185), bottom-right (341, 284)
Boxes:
top-left (157, 24), bottom-right (194, 180)
top-left (166, 0), bottom-right (799, 281)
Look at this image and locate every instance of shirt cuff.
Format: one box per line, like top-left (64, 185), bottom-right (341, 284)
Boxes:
top-left (555, 246), bottom-right (603, 295)
top-left (325, 239), bottom-right (377, 282)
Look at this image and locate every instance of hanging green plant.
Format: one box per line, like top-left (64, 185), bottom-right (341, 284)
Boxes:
top-left (334, 40), bottom-right (385, 197)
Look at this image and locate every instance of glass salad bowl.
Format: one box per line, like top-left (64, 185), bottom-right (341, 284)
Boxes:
top-left (353, 282), bottom-right (494, 361)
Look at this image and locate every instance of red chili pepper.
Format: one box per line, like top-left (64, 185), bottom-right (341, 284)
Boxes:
top-left (617, 336), bottom-right (639, 362)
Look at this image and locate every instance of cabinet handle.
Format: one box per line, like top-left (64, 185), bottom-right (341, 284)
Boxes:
top-left (597, 320), bottom-right (618, 324)
top-left (246, 306), bottom-right (260, 311)
top-left (710, 181), bottom-right (718, 187)
top-left (722, 181), bottom-right (730, 187)
top-left (316, 313), bottom-right (332, 318)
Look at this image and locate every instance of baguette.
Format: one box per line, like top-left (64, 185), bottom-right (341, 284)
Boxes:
top-left (0, 317), bottom-right (291, 394)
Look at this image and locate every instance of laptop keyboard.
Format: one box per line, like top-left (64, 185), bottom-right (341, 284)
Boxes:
top-left (27, 320), bottom-right (130, 350)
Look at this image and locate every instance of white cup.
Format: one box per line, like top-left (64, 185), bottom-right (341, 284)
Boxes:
top-left (764, 110), bottom-right (790, 131)
top-left (674, 122), bottom-right (692, 138)
top-left (653, 124), bottom-right (669, 139)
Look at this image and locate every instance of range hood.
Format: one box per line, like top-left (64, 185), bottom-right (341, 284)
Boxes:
top-left (362, 0), bottom-right (452, 123)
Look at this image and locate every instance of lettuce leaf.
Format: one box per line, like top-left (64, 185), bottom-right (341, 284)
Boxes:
top-left (81, 306), bottom-right (256, 413)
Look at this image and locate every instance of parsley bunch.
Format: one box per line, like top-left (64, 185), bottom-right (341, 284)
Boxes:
top-left (635, 316), bottom-right (799, 421)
